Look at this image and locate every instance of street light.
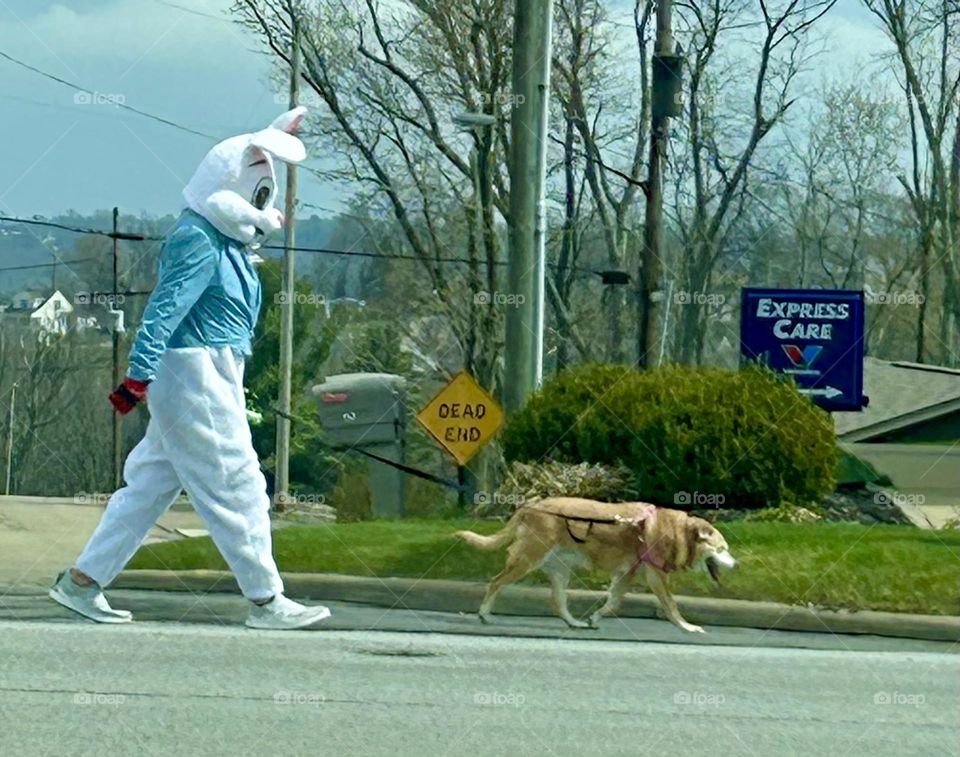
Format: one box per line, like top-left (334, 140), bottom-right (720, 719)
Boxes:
top-left (452, 112), bottom-right (497, 308)
top-left (452, 112), bottom-right (497, 130)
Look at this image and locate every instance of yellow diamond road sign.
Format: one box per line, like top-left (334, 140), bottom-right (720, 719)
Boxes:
top-left (416, 372), bottom-right (504, 466)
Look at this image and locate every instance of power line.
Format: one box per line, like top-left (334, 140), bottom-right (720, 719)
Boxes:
top-left (0, 50), bottom-right (216, 140)
top-left (149, 0), bottom-right (231, 22)
top-left (0, 54), bottom-right (625, 282)
top-left (1, 214), bottom-right (622, 280)
top-left (0, 257), bottom-right (99, 273)
top-left (0, 215), bottom-right (156, 240)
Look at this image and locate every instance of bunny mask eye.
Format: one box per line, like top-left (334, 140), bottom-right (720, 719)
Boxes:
top-left (252, 177), bottom-right (274, 210)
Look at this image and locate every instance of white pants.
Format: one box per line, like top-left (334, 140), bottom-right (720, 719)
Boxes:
top-left (76, 347), bottom-right (283, 601)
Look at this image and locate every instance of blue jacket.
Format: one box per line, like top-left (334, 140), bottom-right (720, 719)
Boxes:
top-left (128, 209), bottom-right (262, 382)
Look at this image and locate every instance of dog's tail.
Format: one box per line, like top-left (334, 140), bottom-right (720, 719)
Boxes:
top-left (453, 515), bottom-right (520, 551)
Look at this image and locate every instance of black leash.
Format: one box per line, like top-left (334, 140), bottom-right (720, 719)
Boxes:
top-left (348, 447), bottom-right (468, 494)
top-left (565, 519), bottom-right (593, 544)
top-left (268, 405), bottom-right (469, 494)
top-left (525, 507), bottom-right (622, 525)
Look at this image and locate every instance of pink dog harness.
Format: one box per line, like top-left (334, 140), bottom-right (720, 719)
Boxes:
top-left (616, 504), bottom-right (672, 576)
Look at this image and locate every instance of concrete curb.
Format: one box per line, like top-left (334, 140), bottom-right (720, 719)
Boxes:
top-left (114, 570), bottom-right (960, 643)
top-left (0, 494), bottom-right (194, 511)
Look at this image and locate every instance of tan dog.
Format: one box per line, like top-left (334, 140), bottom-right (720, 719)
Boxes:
top-left (454, 497), bottom-right (736, 633)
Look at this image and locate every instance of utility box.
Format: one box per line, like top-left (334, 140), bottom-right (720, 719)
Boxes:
top-left (312, 373), bottom-right (407, 518)
top-left (652, 52), bottom-right (684, 119)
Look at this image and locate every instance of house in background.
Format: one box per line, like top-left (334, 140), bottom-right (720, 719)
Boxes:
top-left (8, 290), bottom-right (47, 312)
top-left (833, 358), bottom-right (960, 525)
top-left (1, 290), bottom-right (101, 340)
top-left (1, 290), bottom-right (50, 335)
top-left (28, 290), bottom-right (73, 336)
top-left (834, 358), bottom-right (960, 444)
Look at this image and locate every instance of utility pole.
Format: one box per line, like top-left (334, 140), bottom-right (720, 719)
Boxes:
top-left (4, 383), bottom-right (15, 495)
top-left (112, 207), bottom-right (122, 489)
top-left (504, 0), bottom-right (553, 412)
top-left (638, 0), bottom-right (681, 367)
top-left (274, 15), bottom-right (301, 512)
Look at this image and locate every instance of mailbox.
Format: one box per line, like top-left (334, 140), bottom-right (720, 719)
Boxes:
top-left (311, 373), bottom-right (407, 517)
top-left (313, 373), bottom-right (406, 446)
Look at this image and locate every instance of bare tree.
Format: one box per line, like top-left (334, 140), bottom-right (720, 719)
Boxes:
top-left (236, 0), bottom-right (515, 391)
top-left (864, 0), bottom-right (960, 364)
top-left (778, 83), bottom-right (904, 288)
top-left (551, 0), bottom-right (654, 362)
top-left (0, 324), bottom-right (81, 494)
top-left (666, 0), bottom-right (836, 364)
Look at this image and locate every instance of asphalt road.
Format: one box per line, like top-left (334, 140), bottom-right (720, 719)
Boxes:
top-left (1, 591), bottom-right (957, 757)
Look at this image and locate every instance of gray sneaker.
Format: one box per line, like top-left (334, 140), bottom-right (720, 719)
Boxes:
top-left (246, 595), bottom-right (331, 630)
top-left (48, 570), bottom-right (132, 624)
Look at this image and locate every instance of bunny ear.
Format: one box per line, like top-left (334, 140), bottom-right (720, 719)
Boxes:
top-left (250, 128), bottom-right (306, 163)
top-left (270, 106), bottom-right (308, 134)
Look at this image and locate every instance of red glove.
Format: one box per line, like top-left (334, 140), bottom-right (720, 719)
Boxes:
top-left (109, 377), bottom-right (150, 415)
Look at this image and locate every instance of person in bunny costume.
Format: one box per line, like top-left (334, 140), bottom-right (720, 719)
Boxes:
top-left (49, 107), bottom-right (331, 630)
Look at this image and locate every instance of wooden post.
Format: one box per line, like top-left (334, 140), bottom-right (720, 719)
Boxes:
top-left (638, 0), bottom-right (674, 367)
top-left (4, 383), bottom-right (15, 495)
top-left (274, 16), bottom-right (301, 512)
top-left (505, 0), bottom-right (553, 411)
top-left (112, 207), bottom-right (122, 490)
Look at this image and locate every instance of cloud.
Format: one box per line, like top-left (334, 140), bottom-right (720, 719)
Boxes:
top-left (815, 9), bottom-right (892, 75)
top-left (0, 0), bottom-right (274, 129)
top-left (0, 1), bottom-right (248, 73)
top-left (0, 0), bottom-right (313, 215)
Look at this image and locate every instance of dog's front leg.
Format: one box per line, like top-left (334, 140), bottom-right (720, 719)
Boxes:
top-left (644, 565), bottom-right (704, 634)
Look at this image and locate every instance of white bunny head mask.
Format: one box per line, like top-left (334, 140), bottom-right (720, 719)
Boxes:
top-left (183, 107), bottom-right (307, 245)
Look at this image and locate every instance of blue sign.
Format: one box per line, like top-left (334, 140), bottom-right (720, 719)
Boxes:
top-left (740, 288), bottom-right (866, 411)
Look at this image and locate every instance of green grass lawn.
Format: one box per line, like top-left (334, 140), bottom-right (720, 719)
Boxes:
top-left (129, 519), bottom-right (960, 616)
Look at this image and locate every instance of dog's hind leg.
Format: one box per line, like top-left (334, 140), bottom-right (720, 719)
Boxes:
top-left (589, 569), bottom-right (630, 629)
top-left (477, 540), bottom-right (548, 624)
top-left (645, 565), bottom-right (704, 634)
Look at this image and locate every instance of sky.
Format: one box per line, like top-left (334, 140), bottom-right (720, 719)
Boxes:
top-left (0, 0), bottom-right (340, 220)
top-left (0, 0), bottom-right (892, 221)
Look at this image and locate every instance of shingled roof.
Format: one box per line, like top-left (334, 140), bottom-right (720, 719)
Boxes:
top-left (833, 358), bottom-right (960, 441)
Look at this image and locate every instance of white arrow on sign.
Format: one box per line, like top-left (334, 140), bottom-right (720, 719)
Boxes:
top-left (799, 386), bottom-right (843, 399)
